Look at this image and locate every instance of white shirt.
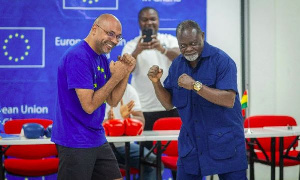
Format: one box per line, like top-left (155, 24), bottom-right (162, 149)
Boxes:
top-left (105, 84), bottom-right (141, 120)
top-left (122, 33), bottom-right (179, 112)
top-left (105, 84), bottom-right (141, 147)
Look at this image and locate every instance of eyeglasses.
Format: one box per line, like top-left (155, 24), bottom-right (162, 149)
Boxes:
top-left (95, 24), bottom-right (123, 41)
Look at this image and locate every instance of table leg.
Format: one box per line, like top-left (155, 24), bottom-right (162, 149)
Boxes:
top-left (139, 142), bottom-right (144, 180)
top-left (156, 141), bottom-right (162, 180)
top-left (279, 137), bottom-right (284, 180)
top-left (271, 137), bottom-right (276, 180)
top-left (249, 138), bottom-right (255, 180)
top-left (125, 142), bottom-right (130, 180)
top-left (0, 145), bottom-right (3, 180)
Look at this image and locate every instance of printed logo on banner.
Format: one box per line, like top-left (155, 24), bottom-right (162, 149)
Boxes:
top-left (63, 0), bottom-right (118, 10)
top-left (0, 27), bottom-right (45, 68)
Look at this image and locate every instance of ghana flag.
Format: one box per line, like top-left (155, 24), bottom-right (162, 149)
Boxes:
top-left (241, 90), bottom-right (248, 109)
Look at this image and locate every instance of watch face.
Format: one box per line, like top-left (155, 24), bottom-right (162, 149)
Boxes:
top-left (194, 81), bottom-right (202, 91)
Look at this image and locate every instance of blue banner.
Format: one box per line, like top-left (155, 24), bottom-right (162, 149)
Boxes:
top-left (0, 0), bottom-right (206, 123)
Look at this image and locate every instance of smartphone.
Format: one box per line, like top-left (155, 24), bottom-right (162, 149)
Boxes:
top-left (142, 29), bottom-right (153, 42)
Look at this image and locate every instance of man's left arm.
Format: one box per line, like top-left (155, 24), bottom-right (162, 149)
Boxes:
top-left (178, 73), bottom-right (236, 108)
top-left (196, 86), bottom-right (236, 108)
top-left (107, 74), bottom-right (130, 107)
top-left (106, 54), bottom-right (136, 107)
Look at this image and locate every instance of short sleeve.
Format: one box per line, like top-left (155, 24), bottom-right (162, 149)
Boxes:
top-left (66, 57), bottom-right (93, 90)
top-left (163, 65), bottom-right (174, 96)
top-left (215, 56), bottom-right (238, 93)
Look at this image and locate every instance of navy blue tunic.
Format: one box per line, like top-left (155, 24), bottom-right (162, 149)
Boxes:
top-left (164, 41), bottom-right (248, 176)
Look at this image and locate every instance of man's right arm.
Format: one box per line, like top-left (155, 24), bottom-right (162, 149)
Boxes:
top-left (152, 80), bottom-right (174, 111)
top-left (75, 75), bottom-right (123, 114)
top-left (148, 65), bottom-right (174, 110)
top-left (76, 59), bottom-right (132, 114)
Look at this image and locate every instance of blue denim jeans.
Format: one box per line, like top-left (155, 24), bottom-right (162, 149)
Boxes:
top-left (113, 143), bottom-right (159, 180)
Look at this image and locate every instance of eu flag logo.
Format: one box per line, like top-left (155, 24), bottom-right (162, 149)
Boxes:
top-left (63, 0), bottom-right (118, 10)
top-left (0, 27), bottom-right (45, 68)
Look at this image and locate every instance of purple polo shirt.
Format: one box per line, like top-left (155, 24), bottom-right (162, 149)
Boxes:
top-left (52, 40), bottom-right (111, 148)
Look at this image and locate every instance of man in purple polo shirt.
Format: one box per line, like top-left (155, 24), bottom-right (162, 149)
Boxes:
top-left (51, 14), bottom-right (136, 180)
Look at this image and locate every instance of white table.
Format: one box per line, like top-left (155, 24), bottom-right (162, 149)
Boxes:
top-left (245, 127), bottom-right (295, 138)
top-left (245, 127), bottom-right (300, 180)
top-left (107, 130), bottom-right (179, 180)
top-left (0, 128), bottom-right (299, 180)
top-left (0, 130), bottom-right (180, 180)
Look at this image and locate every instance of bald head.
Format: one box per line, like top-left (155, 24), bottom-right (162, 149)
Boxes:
top-left (85, 14), bottom-right (122, 54)
top-left (94, 14), bottom-right (121, 28)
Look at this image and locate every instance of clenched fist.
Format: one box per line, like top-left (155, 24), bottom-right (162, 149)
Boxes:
top-left (148, 65), bottom-right (163, 83)
top-left (177, 73), bottom-right (195, 90)
top-left (118, 53), bottom-right (136, 73)
top-left (110, 61), bottom-right (128, 81)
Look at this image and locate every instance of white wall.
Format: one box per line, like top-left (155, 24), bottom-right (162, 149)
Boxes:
top-left (207, 0), bottom-right (300, 179)
top-left (250, 0), bottom-right (300, 121)
top-left (207, 0), bottom-right (300, 124)
top-left (206, 0), bottom-right (242, 94)
top-left (275, 0), bottom-right (300, 121)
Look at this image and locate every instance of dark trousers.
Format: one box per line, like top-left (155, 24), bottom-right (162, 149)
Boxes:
top-left (56, 142), bottom-right (121, 180)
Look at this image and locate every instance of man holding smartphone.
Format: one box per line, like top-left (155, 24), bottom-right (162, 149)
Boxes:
top-left (122, 7), bottom-right (180, 149)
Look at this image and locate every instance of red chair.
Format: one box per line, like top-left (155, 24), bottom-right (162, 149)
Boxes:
top-left (245, 115), bottom-right (300, 179)
top-left (3, 119), bottom-right (59, 177)
top-left (120, 167), bottom-right (139, 180)
top-left (153, 117), bottom-right (182, 179)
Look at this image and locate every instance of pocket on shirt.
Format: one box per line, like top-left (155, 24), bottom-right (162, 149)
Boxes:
top-left (172, 87), bottom-right (188, 109)
top-left (207, 127), bottom-right (236, 160)
top-left (179, 148), bottom-right (200, 175)
top-left (178, 127), bottom-right (193, 157)
top-left (178, 127), bottom-right (199, 175)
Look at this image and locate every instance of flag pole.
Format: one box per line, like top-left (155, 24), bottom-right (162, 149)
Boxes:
top-left (245, 85), bottom-right (252, 134)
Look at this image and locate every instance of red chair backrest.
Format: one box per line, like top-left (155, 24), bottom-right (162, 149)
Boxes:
top-left (4, 119), bottom-right (57, 159)
top-left (244, 115), bottom-right (298, 151)
top-left (153, 117), bottom-right (182, 156)
top-left (4, 119), bottom-right (53, 134)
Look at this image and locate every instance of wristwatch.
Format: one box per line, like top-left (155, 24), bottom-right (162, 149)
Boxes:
top-left (193, 81), bottom-right (203, 92)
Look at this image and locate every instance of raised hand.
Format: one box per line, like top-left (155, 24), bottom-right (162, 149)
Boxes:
top-left (120, 99), bottom-right (135, 119)
top-left (109, 60), bottom-right (129, 81)
top-left (132, 35), bottom-right (164, 58)
top-left (150, 35), bottom-right (165, 53)
top-left (118, 53), bottom-right (136, 73)
top-left (137, 36), bottom-right (150, 51)
top-left (148, 65), bottom-right (163, 83)
top-left (177, 73), bottom-right (195, 90)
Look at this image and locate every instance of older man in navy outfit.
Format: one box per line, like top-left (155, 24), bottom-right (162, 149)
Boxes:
top-left (148, 20), bottom-right (248, 179)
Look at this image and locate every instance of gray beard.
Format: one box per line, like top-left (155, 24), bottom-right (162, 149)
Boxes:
top-left (184, 54), bottom-right (199, 62)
